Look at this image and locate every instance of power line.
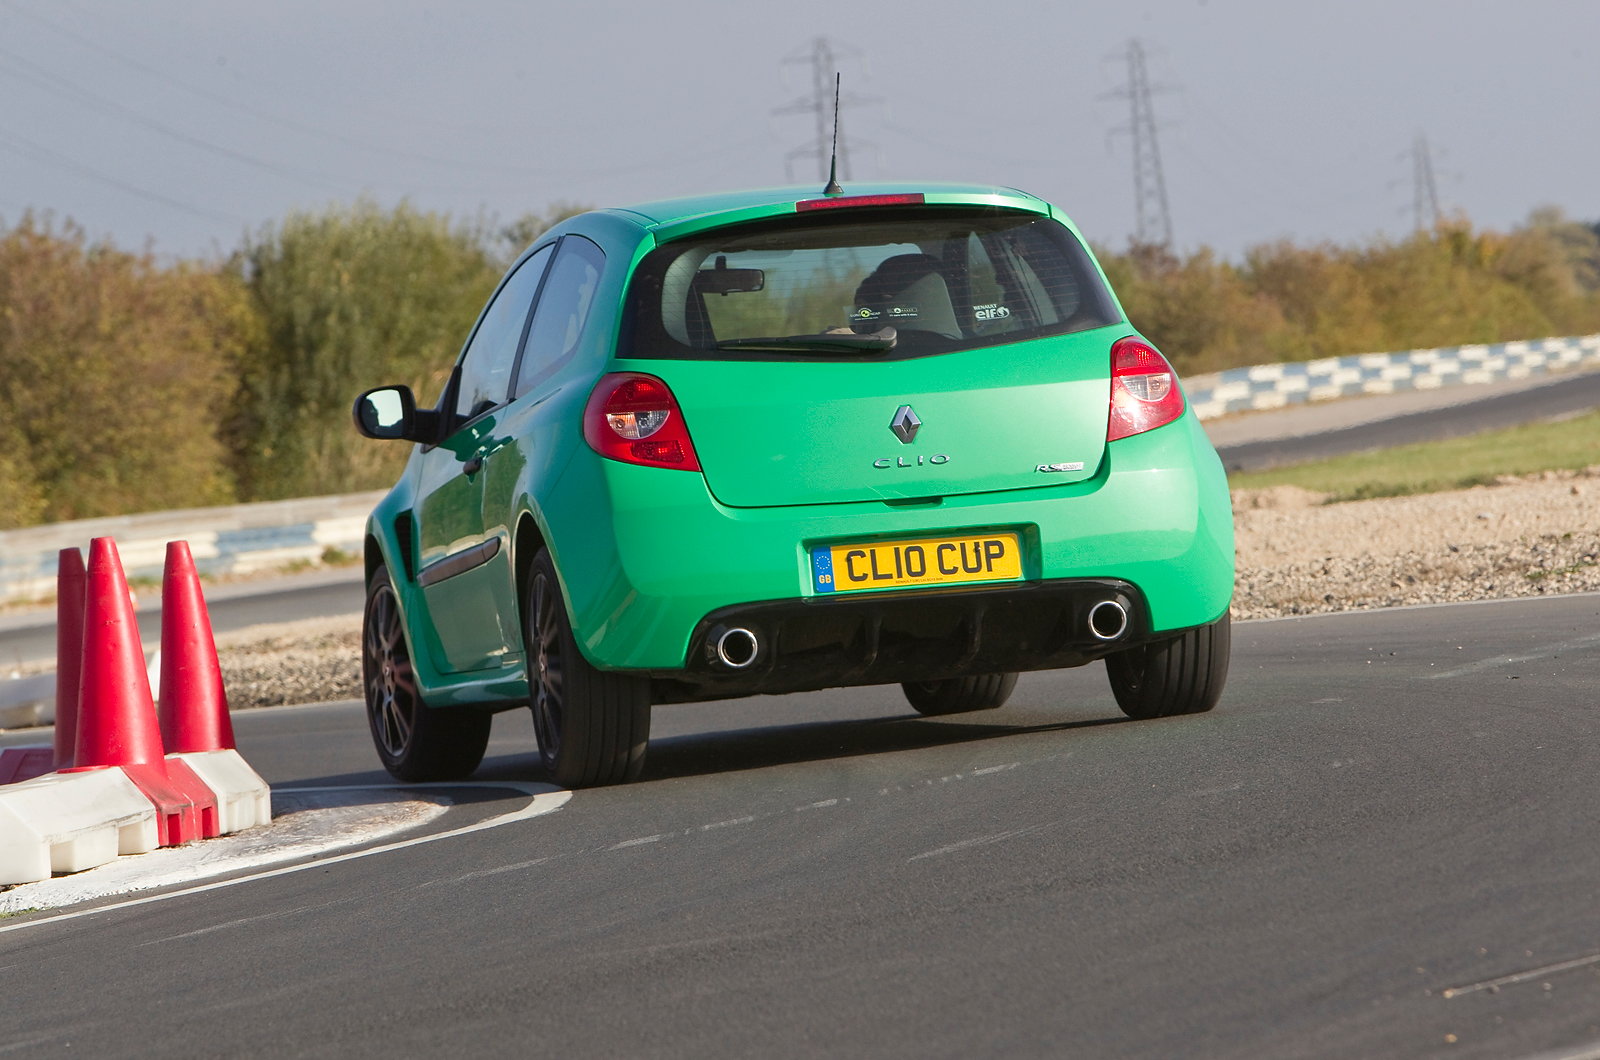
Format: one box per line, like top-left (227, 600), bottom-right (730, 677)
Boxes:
top-left (1105, 39), bottom-right (1174, 249)
top-left (0, 0), bottom-right (559, 179)
top-left (0, 45), bottom-right (352, 194)
top-left (0, 127), bottom-right (241, 223)
top-left (1412, 131), bottom-right (1441, 231)
top-left (772, 37), bottom-right (880, 184)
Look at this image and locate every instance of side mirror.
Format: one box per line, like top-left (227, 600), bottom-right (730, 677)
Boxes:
top-left (353, 385), bottom-right (417, 440)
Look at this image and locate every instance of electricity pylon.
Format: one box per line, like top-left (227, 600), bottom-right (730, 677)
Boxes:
top-left (1412, 132), bottom-right (1442, 231)
top-left (1106, 39), bottom-right (1174, 249)
top-left (773, 37), bottom-right (880, 183)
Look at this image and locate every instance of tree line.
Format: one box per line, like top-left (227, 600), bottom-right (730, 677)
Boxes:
top-left (1097, 208), bottom-right (1600, 376)
top-left (1, 201), bottom-right (1596, 529)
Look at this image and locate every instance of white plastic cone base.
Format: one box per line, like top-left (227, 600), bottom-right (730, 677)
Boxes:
top-left (119, 818), bottom-right (159, 855)
top-left (167, 750), bottom-right (270, 833)
top-left (0, 769), bottom-right (157, 884)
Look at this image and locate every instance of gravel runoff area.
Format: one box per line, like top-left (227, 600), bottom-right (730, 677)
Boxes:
top-left (217, 616), bottom-right (362, 709)
top-left (1233, 467), bottom-right (1600, 619)
top-left (202, 469), bottom-right (1600, 710)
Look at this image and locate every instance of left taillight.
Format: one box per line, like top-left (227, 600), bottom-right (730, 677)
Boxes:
top-left (1107, 336), bottom-right (1186, 442)
top-left (583, 373), bottom-right (702, 472)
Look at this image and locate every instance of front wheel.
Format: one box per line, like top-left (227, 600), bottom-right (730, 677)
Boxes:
top-left (525, 548), bottom-right (651, 787)
top-left (1104, 613), bottom-right (1231, 720)
top-left (363, 562), bottom-right (491, 781)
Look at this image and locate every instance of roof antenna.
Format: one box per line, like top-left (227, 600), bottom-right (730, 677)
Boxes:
top-left (822, 72), bottom-right (844, 195)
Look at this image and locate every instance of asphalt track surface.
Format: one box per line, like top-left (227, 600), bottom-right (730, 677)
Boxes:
top-left (0, 569), bottom-right (366, 667)
top-left (1214, 368), bottom-right (1600, 472)
top-left (6, 592), bottom-right (1600, 1059)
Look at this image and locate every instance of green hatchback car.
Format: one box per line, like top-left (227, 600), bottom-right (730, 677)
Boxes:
top-left (353, 183), bottom-right (1235, 787)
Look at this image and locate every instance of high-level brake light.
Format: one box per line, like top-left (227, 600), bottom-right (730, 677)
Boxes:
top-left (1107, 336), bottom-right (1186, 441)
top-left (796, 193), bottom-right (925, 212)
top-left (583, 373), bottom-right (702, 471)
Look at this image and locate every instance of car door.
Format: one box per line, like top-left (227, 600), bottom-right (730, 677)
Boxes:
top-left (414, 243), bottom-right (555, 673)
top-left (478, 235), bottom-right (608, 632)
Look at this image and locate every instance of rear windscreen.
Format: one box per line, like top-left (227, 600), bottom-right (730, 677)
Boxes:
top-left (619, 207), bottom-right (1121, 361)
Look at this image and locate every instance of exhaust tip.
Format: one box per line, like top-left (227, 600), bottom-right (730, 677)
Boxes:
top-left (1088, 600), bottom-right (1129, 641)
top-left (715, 627), bottom-right (760, 669)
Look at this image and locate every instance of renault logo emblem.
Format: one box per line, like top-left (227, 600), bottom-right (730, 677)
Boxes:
top-left (889, 405), bottom-right (921, 444)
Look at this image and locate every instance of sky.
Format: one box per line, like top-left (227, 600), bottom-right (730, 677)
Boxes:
top-left (0, 0), bottom-right (1595, 261)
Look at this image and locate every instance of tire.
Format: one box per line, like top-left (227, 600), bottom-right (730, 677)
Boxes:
top-left (901, 673), bottom-right (1018, 716)
top-left (362, 562), bottom-right (491, 782)
top-left (1104, 612), bottom-right (1231, 720)
top-left (525, 547), bottom-right (651, 787)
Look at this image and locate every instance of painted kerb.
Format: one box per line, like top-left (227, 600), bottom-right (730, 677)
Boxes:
top-left (1183, 334), bottom-right (1600, 420)
top-left (0, 491), bottom-right (387, 606)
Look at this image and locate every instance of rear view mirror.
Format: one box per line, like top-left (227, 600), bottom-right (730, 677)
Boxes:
top-left (353, 385), bottom-right (417, 440)
top-left (694, 255), bottom-right (764, 296)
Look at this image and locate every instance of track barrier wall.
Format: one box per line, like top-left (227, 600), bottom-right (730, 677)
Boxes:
top-left (0, 490), bottom-right (385, 606)
top-left (1184, 334), bottom-right (1600, 420)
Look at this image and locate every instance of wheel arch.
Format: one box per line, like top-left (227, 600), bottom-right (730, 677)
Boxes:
top-left (513, 509), bottom-right (549, 631)
top-left (365, 532), bottom-right (384, 586)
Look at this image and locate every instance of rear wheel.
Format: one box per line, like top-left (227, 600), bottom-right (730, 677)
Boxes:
top-left (1105, 612), bottom-right (1231, 720)
top-left (363, 562), bottom-right (491, 781)
top-left (901, 673), bottom-right (1018, 716)
top-left (525, 548), bottom-right (651, 787)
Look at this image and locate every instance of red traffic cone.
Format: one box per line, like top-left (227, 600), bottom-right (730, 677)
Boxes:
top-left (53, 547), bottom-right (87, 770)
top-left (71, 537), bottom-right (217, 844)
top-left (158, 541), bottom-right (235, 753)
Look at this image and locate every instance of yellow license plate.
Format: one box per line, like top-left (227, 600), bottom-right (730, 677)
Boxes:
top-left (811, 531), bottom-right (1023, 594)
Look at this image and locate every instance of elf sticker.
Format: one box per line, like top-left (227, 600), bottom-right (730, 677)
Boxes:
top-left (974, 303), bottom-right (1011, 322)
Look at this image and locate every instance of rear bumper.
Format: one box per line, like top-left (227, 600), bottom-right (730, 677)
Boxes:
top-left (543, 408), bottom-right (1234, 673)
top-left (652, 577), bottom-right (1150, 703)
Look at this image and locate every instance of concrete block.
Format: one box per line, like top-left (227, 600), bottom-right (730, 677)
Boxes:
top-left (169, 749), bottom-right (271, 833)
top-left (0, 768), bottom-right (157, 884)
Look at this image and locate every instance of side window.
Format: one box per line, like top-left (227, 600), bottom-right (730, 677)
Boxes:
top-left (513, 236), bottom-right (606, 399)
top-left (454, 244), bottom-right (554, 422)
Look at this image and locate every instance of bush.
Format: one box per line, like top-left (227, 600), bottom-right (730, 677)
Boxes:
top-left (0, 214), bottom-right (247, 525)
top-left (1096, 212), bottom-right (1600, 375)
top-left (226, 199), bottom-right (502, 500)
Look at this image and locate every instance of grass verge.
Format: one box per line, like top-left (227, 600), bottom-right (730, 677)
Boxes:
top-left (1228, 408), bottom-right (1600, 502)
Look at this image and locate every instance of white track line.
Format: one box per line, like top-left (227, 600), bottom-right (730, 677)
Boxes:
top-left (1441, 951), bottom-right (1600, 998)
top-left (908, 822), bottom-right (1054, 861)
top-left (1421, 630), bottom-right (1600, 680)
top-left (0, 782), bottom-right (570, 937)
top-left (1508, 1040), bottom-right (1600, 1060)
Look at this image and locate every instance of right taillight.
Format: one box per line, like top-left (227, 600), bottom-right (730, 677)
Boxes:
top-left (583, 373), bottom-right (702, 471)
top-left (1107, 336), bottom-right (1185, 441)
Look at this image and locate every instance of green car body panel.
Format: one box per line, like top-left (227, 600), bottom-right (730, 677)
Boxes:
top-left (361, 182), bottom-right (1234, 711)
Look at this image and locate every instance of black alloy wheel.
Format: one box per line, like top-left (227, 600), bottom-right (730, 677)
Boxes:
top-left (528, 564), bottom-right (565, 763)
top-left (523, 547), bottom-right (651, 787)
top-left (362, 562), bottom-right (491, 781)
top-left (365, 570), bottom-right (416, 759)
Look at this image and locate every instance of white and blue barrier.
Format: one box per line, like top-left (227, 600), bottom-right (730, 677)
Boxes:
top-left (0, 491), bottom-right (385, 607)
top-left (1185, 334), bottom-right (1600, 420)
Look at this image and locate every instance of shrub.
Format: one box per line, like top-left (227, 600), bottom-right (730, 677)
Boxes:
top-left (226, 199), bottom-right (502, 500)
top-left (0, 214), bottom-right (246, 524)
top-left (1096, 212), bottom-right (1600, 375)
